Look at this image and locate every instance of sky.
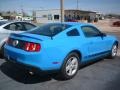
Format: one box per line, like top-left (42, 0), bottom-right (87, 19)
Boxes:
top-left (0, 0), bottom-right (120, 14)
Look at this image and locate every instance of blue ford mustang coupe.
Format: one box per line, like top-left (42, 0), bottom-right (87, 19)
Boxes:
top-left (4, 22), bottom-right (118, 80)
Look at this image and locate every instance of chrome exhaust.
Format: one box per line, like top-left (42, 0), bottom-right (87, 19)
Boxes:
top-left (29, 71), bottom-right (34, 75)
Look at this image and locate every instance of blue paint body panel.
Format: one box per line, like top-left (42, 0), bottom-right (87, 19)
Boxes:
top-left (4, 22), bottom-right (118, 71)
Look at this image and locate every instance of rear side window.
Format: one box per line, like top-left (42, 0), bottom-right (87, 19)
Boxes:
top-left (29, 23), bottom-right (71, 37)
top-left (67, 29), bottom-right (80, 36)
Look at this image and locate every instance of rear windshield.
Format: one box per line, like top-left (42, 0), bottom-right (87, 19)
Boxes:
top-left (28, 23), bottom-right (71, 36)
top-left (0, 21), bottom-right (8, 26)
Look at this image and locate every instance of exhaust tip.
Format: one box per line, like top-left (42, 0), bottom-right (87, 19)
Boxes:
top-left (29, 71), bottom-right (34, 75)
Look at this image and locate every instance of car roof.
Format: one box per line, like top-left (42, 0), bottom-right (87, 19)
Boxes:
top-left (53, 22), bottom-right (93, 27)
top-left (8, 21), bottom-right (34, 24)
top-left (0, 21), bottom-right (36, 28)
top-left (0, 21), bottom-right (9, 24)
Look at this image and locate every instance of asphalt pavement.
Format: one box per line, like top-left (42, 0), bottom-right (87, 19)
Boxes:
top-left (0, 31), bottom-right (120, 90)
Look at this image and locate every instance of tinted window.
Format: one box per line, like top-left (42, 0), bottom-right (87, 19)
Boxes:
top-left (4, 23), bottom-right (24, 31)
top-left (4, 23), bottom-right (16, 31)
top-left (28, 23), bottom-right (71, 37)
top-left (67, 29), bottom-right (80, 36)
top-left (15, 23), bottom-right (24, 31)
top-left (81, 26), bottom-right (101, 37)
top-left (23, 23), bottom-right (36, 30)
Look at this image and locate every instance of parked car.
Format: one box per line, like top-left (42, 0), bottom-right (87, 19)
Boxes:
top-left (67, 19), bottom-right (78, 22)
top-left (4, 22), bottom-right (118, 80)
top-left (113, 21), bottom-right (120, 27)
top-left (0, 19), bottom-right (8, 21)
top-left (0, 21), bottom-right (36, 57)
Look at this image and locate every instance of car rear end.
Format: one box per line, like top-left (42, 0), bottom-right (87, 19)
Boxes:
top-left (4, 23), bottom-right (72, 73)
top-left (4, 33), bottom-right (58, 72)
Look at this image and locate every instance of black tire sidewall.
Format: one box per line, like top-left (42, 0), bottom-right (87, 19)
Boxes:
top-left (60, 52), bottom-right (80, 80)
top-left (110, 44), bottom-right (118, 58)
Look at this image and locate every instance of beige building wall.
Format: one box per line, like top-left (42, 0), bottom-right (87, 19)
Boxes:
top-left (36, 9), bottom-right (61, 23)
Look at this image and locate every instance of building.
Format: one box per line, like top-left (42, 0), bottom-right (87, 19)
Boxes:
top-left (1, 12), bottom-right (17, 20)
top-left (0, 11), bottom-right (33, 21)
top-left (15, 13), bottom-right (23, 21)
top-left (0, 16), bottom-right (3, 20)
top-left (96, 13), bottom-right (104, 20)
top-left (36, 9), bottom-right (61, 23)
top-left (35, 9), bottom-right (97, 23)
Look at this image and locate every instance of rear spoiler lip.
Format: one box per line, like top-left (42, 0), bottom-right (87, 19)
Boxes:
top-left (10, 33), bottom-right (43, 41)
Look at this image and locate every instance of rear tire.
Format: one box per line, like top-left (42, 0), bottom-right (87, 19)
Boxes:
top-left (59, 52), bottom-right (80, 80)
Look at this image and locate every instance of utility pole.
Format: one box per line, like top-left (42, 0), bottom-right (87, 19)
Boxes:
top-left (60, 0), bottom-right (64, 22)
top-left (21, 4), bottom-right (24, 17)
top-left (77, 0), bottom-right (79, 10)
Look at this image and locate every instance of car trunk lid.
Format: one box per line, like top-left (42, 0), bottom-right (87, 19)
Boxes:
top-left (7, 33), bottom-right (51, 51)
top-left (10, 33), bottom-right (51, 41)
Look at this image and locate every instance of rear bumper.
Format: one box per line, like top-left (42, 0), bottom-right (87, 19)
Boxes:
top-left (5, 57), bottom-right (59, 74)
top-left (4, 45), bottom-right (62, 71)
top-left (5, 57), bottom-right (42, 73)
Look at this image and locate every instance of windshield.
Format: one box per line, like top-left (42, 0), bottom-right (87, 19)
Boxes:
top-left (28, 23), bottom-right (71, 37)
top-left (0, 21), bottom-right (8, 26)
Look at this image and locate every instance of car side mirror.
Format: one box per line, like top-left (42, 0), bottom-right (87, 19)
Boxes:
top-left (101, 33), bottom-right (106, 37)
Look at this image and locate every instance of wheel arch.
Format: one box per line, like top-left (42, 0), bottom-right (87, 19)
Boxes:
top-left (66, 49), bottom-right (82, 62)
top-left (60, 49), bottom-right (82, 69)
top-left (0, 39), bottom-right (6, 50)
top-left (114, 41), bottom-right (119, 48)
top-left (59, 49), bottom-right (82, 80)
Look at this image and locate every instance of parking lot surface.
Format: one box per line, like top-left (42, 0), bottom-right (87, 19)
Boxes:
top-left (0, 31), bottom-right (120, 90)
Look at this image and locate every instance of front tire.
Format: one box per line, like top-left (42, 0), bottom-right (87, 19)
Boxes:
top-left (109, 43), bottom-right (118, 59)
top-left (60, 52), bottom-right (80, 80)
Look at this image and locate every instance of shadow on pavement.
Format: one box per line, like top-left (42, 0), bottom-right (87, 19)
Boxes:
top-left (0, 56), bottom-right (120, 84)
top-left (0, 61), bottom-right (53, 84)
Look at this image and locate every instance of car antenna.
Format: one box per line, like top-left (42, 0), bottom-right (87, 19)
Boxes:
top-left (51, 36), bottom-right (53, 40)
top-left (50, 31), bottom-right (53, 40)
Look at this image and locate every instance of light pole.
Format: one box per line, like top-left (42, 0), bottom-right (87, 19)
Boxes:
top-left (60, 0), bottom-right (64, 22)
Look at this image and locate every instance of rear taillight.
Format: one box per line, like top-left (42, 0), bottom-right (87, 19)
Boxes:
top-left (24, 42), bottom-right (41, 52)
top-left (6, 38), bottom-right (9, 44)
